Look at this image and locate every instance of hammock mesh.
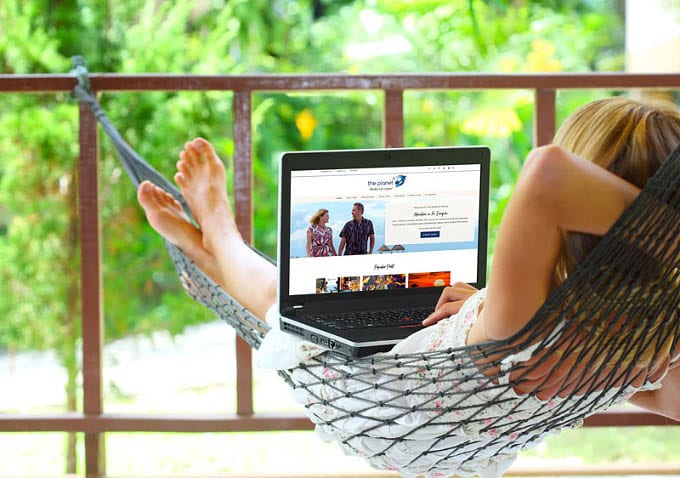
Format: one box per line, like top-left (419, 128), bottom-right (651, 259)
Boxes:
top-left (73, 72), bottom-right (680, 477)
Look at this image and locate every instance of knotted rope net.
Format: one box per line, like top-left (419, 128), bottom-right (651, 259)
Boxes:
top-left (73, 64), bottom-right (679, 477)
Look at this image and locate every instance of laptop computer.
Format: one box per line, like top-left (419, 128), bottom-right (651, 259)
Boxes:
top-left (278, 146), bottom-right (491, 356)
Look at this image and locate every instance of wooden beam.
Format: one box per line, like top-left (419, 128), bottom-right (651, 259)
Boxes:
top-left (383, 90), bottom-right (404, 148)
top-left (78, 98), bottom-right (104, 478)
top-left (1, 73), bottom-right (679, 93)
top-left (0, 413), bottom-right (314, 433)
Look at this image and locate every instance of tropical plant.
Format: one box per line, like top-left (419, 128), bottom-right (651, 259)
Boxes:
top-left (0, 0), bottom-right (625, 473)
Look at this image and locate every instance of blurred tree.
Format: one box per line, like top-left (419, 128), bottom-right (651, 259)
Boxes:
top-left (0, 0), bottom-right (625, 473)
top-left (0, 0), bottom-right (356, 471)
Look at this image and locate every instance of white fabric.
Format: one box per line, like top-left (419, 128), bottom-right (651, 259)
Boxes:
top-left (256, 290), bottom-right (661, 478)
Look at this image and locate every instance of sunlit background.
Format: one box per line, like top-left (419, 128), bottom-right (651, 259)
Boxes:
top-left (1, 0), bottom-right (679, 475)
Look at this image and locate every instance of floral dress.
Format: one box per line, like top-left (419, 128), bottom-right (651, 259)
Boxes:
top-left (308, 224), bottom-right (333, 256)
top-left (257, 289), bottom-right (667, 478)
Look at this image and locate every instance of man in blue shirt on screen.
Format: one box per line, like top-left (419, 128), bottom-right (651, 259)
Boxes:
top-left (338, 202), bottom-right (375, 255)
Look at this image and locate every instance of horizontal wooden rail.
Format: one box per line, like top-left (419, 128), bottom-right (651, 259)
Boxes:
top-left (508, 464), bottom-right (680, 476)
top-left (37, 463), bottom-right (680, 478)
top-left (0, 408), bottom-right (676, 433)
top-left (234, 464), bottom-right (680, 478)
top-left (2, 72), bottom-right (680, 92)
top-left (0, 413), bottom-right (313, 433)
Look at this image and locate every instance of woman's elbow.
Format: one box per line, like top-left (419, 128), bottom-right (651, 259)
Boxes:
top-left (519, 144), bottom-right (572, 207)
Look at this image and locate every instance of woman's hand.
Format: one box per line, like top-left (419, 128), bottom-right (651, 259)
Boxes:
top-left (423, 281), bottom-right (478, 326)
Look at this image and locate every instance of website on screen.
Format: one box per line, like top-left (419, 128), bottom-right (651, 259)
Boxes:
top-left (289, 164), bottom-right (481, 295)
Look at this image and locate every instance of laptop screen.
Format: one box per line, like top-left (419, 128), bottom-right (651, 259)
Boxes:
top-left (279, 147), bottom-right (490, 303)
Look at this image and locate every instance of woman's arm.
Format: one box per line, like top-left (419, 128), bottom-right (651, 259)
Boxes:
top-left (329, 230), bottom-right (338, 256)
top-left (338, 237), bottom-right (346, 256)
top-left (469, 145), bottom-right (641, 344)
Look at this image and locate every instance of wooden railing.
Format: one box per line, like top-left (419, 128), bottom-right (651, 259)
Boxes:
top-left (0, 72), bottom-right (679, 477)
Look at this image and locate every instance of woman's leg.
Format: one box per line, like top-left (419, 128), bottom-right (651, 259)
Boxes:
top-left (172, 138), bottom-right (277, 320)
top-left (467, 145), bottom-right (641, 344)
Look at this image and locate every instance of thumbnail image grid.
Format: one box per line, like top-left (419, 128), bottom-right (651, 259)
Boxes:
top-left (314, 271), bottom-right (451, 294)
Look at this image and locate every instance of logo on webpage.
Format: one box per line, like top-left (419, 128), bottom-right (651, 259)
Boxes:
top-left (367, 174), bottom-right (407, 191)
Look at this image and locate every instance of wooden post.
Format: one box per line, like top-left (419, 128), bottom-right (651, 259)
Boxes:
top-left (233, 91), bottom-right (255, 416)
top-left (79, 100), bottom-right (104, 477)
top-left (534, 89), bottom-right (556, 147)
top-left (383, 90), bottom-right (404, 148)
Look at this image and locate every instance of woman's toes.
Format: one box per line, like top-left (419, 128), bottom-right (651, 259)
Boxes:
top-left (137, 181), bottom-right (155, 204)
top-left (154, 187), bottom-right (172, 206)
top-left (194, 139), bottom-right (220, 165)
top-left (185, 142), bottom-right (202, 163)
top-left (174, 171), bottom-right (186, 188)
top-left (177, 158), bottom-right (192, 180)
top-left (193, 137), bottom-right (212, 153)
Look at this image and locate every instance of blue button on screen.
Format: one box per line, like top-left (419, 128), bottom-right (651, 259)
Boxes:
top-left (420, 231), bottom-right (440, 238)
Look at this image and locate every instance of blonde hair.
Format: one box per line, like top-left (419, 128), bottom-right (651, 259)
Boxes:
top-left (553, 96), bottom-right (680, 280)
top-left (309, 208), bottom-right (329, 225)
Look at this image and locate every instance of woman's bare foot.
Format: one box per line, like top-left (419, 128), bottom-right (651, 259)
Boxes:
top-left (137, 180), bottom-right (225, 286)
top-left (137, 181), bottom-right (202, 249)
top-left (172, 138), bottom-right (277, 319)
top-left (173, 138), bottom-right (241, 253)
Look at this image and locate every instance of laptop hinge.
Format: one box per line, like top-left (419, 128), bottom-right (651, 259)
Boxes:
top-left (281, 303), bottom-right (304, 315)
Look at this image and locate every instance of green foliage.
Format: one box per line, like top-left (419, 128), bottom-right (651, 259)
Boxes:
top-left (1, 0), bottom-right (625, 384)
top-left (0, 1), bottom-right (630, 472)
top-left (0, 98), bottom-right (80, 350)
top-left (251, 92), bottom-right (383, 252)
top-left (0, 0), bottom-right (70, 73)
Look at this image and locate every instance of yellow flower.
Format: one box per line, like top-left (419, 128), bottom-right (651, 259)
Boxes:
top-left (461, 108), bottom-right (522, 138)
top-left (295, 108), bottom-right (318, 141)
top-left (527, 39), bottom-right (562, 72)
top-left (499, 56), bottom-right (519, 73)
top-left (532, 39), bottom-right (556, 57)
top-left (347, 64), bottom-right (362, 75)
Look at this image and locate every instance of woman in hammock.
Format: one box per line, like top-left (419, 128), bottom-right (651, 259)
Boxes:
top-left (137, 97), bottom-right (680, 477)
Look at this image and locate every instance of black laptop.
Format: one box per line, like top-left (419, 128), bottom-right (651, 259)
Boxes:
top-left (277, 146), bottom-right (490, 356)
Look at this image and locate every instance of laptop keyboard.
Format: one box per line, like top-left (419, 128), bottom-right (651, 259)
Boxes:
top-left (308, 307), bottom-right (432, 330)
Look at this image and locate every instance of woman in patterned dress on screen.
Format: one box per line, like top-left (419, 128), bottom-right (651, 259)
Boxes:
top-left (306, 208), bottom-right (337, 257)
